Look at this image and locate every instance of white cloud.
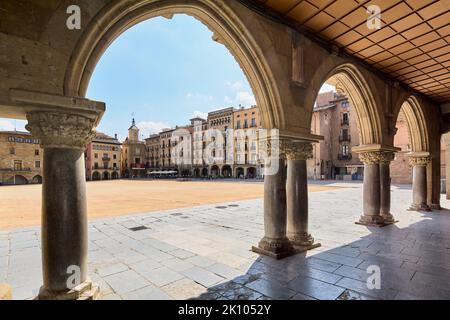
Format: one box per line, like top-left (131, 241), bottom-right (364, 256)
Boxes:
top-left (319, 84), bottom-right (336, 93)
top-left (227, 81), bottom-right (243, 91)
top-left (192, 110), bottom-right (208, 119)
top-left (236, 91), bottom-right (256, 106)
top-left (185, 92), bottom-right (214, 102)
top-left (137, 121), bottom-right (170, 137)
top-left (0, 119), bottom-right (27, 132)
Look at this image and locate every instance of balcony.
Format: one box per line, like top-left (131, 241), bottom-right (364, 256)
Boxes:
top-left (0, 167), bottom-right (32, 172)
top-left (339, 135), bottom-right (351, 142)
top-left (102, 156), bottom-right (111, 161)
top-left (337, 153), bottom-right (352, 161)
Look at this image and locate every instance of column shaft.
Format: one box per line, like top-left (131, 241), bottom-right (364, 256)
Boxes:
top-left (42, 148), bottom-right (88, 292)
top-left (357, 151), bottom-right (385, 226)
top-left (411, 165), bottom-right (429, 210)
top-left (253, 157), bottom-right (293, 259)
top-left (379, 155), bottom-right (396, 224)
top-left (287, 159), bottom-right (309, 244)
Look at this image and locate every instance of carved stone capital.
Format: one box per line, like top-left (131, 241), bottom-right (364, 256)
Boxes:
top-left (284, 141), bottom-right (313, 161)
top-left (258, 138), bottom-right (287, 160)
top-left (408, 156), bottom-right (431, 167)
top-left (358, 151), bottom-right (383, 165)
top-left (379, 151), bottom-right (395, 164)
top-left (26, 111), bottom-right (97, 149)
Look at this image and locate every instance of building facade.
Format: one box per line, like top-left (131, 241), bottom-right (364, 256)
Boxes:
top-left (85, 132), bottom-right (122, 181)
top-left (0, 131), bottom-right (43, 185)
top-left (142, 105), bottom-right (263, 179)
top-left (121, 119), bottom-right (147, 178)
top-left (308, 92), bottom-right (363, 180)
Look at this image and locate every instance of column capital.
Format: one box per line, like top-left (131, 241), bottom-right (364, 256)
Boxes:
top-left (284, 141), bottom-right (313, 161)
top-left (26, 111), bottom-right (97, 149)
top-left (10, 89), bottom-right (105, 149)
top-left (358, 151), bottom-right (382, 164)
top-left (358, 151), bottom-right (395, 164)
top-left (379, 151), bottom-right (395, 164)
top-left (408, 155), bottom-right (432, 167)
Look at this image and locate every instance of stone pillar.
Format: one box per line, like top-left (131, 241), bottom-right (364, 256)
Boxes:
top-left (379, 152), bottom-right (397, 224)
top-left (409, 156), bottom-right (431, 211)
top-left (357, 152), bottom-right (385, 226)
top-left (285, 141), bottom-right (320, 250)
top-left (23, 103), bottom-right (103, 299)
top-left (252, 139), bottom-right (294, 259)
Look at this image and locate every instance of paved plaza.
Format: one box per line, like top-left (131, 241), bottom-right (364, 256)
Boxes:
top-left (2, 183), bottom-right (450, 300)
top-left (0, 180), bottom-right (337, 229)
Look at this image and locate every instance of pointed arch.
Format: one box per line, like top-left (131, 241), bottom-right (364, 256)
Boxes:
top-left (63, 0), bottom-right (284, 130)
top-left (399, 96), bottom-right (429, 152)
top-left (327, 64), bottom-right (383, 145)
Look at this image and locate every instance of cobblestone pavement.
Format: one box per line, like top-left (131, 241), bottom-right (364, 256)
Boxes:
top-left (2, 183), bottom-right (450, 300)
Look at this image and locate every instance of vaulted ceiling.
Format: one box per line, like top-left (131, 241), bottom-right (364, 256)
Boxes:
top-left (254, 0), bottom-right (450, 103)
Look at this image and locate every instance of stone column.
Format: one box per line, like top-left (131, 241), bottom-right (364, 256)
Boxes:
top-left (409, 156), bottom-right (431, 211)
top-left (252, 139), bottom-right (294, 259)
top-left (357, 152), bottom-right (385, 226)
top-left (285, 141), bottom-right (320, 250)
top-left (26, 111), bottom-right (101, 300)
top-left (379, 152), bottom-right (397, 224)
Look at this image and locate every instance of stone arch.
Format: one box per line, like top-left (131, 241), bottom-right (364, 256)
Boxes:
top-left (63, 0), bottom-right (284, 130)
top-left (222, 165), bottom-right (232, 178)
top-left (247, 167), bottom-right (257, 179)
top-left (92, 171), bottom-right (101, 181)
top-left (306, 62), bottom-right (383, 145)
top-left (236, 167), bottom-right (244, 179)
top-left (32, 175), bottom-right (43, 184)
top-left (396, 96), bottom-right (429, 153)
top-left (102, 171), bottom-right (110, 180)
top-left (7, 175), bottom-right (29, 185)
top-left (111, 171), bottom-right (119, 179)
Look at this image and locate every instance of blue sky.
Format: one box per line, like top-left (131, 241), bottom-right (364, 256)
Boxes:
top-left (0, 14), bottom-right (334, 140)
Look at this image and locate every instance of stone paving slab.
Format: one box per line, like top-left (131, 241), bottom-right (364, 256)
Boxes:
top-left (3, 185), bottom-right (450, 299)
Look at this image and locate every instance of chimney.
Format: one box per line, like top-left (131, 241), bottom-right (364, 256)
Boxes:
top-left (114, 134), bottom-right (118, 140)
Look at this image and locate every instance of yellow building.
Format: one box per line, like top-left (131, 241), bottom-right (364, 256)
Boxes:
top-left (233, 105), bottom-right (261, 179)
top-left (0, 130), bottom-right (43, 185)
top-left (121, 119), bottom-right (147, 178)
top-left (145, 134), bottom-right (160, 168)
top-left (86, 132), bottom-right (122, 181)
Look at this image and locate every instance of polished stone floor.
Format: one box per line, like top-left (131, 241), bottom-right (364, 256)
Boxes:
top-left (2, 182), bottom-right (450, 300)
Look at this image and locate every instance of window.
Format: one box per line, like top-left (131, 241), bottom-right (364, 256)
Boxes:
top-left (94, 153), bottom-right (98, 158)
top-left (342, 113), bottom-right (349, 125)
top-left (113, 154), bottom-right (117, 159)
top-left (244, 119), bottom-right (248, 128)
top-left (251, 118), bottom-right (256, 127)
top-left (35, 149), bottom-right (39, 156)
top-left (342, 145), bottom-right (349, 156)
top-left (94, 162), bottom-right (99, 169)
top-left (35, 160), bottom-right (40, 169)
top-left (236, 120), bottom-right (241, 129)
top-left (10, 148), bottom-right (15, 155)
top-left (14, 160), bottom-right (22, 171)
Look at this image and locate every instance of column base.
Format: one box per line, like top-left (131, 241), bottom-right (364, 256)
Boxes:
top-left (252, 236), bottom-right (295, 260)
top-left (429, 203), bottom-right (441, 210)
top-left (289, 234), bottom-right (322, 252)
top-left (36, 280), bottom-right (100, 300)
top-left (408, 203), bottom-right (431, 211)
top-left (355, 214), bottom-right (396, 227)
top-left (380, 213), bottom-right (398, 225)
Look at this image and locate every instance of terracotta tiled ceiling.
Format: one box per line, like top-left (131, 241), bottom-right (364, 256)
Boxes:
top-left (256, 0), bottom-right (450, 103)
